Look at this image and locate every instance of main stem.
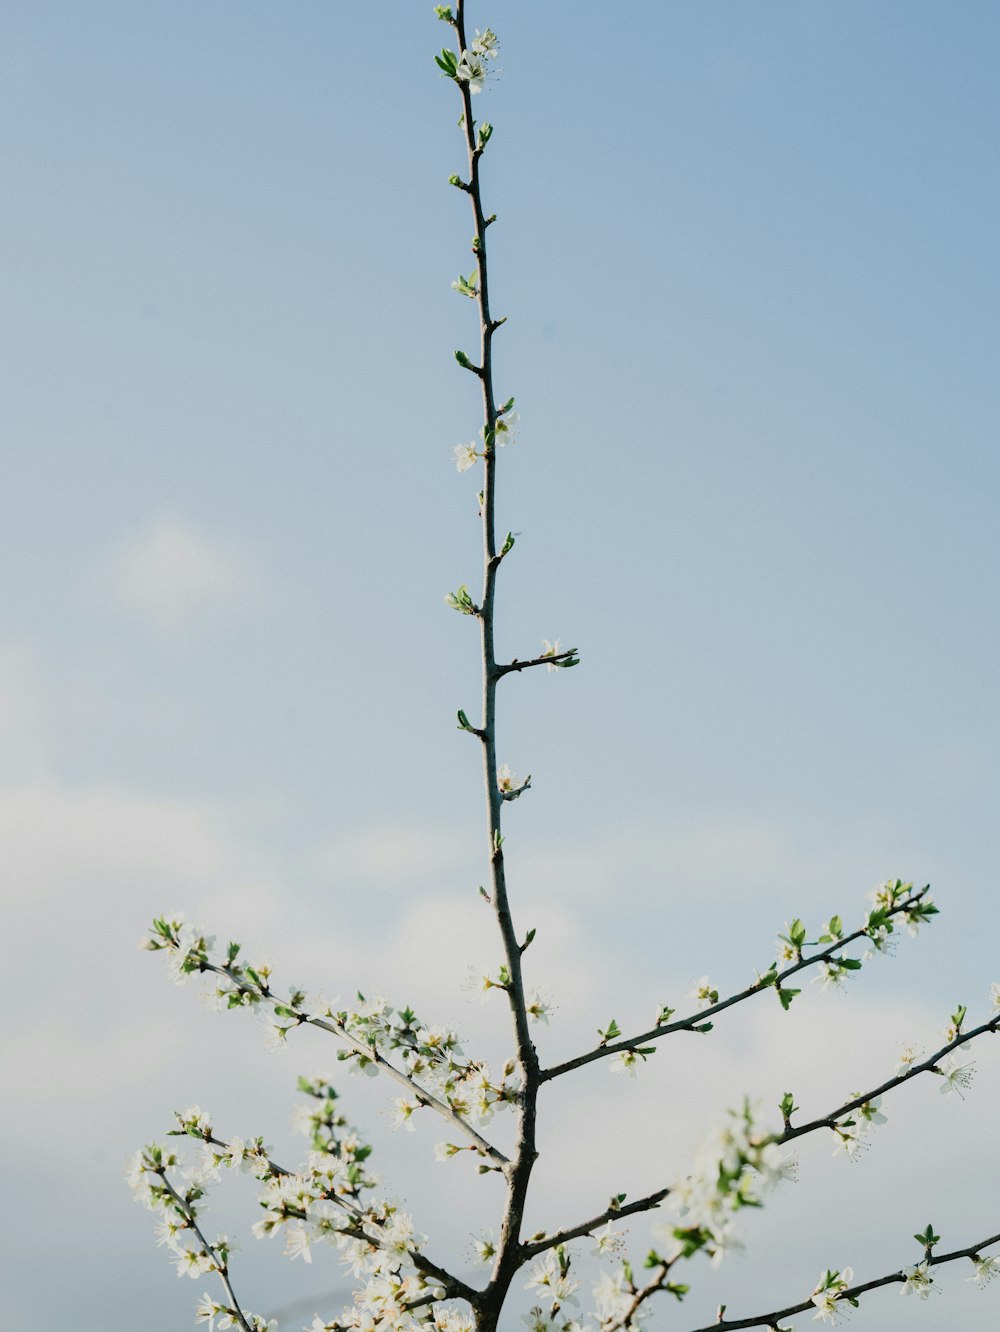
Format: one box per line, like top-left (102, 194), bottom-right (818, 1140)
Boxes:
top-left (453, 4), bottom-right (540, 1326)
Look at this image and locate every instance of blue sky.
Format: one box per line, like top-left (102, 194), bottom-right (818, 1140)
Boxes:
top-left (3, 3), bottom-right (999, 1330)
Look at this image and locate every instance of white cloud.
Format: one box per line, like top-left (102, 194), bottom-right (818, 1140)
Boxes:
top-left (316, 823), bottom-right (471, 886)
top-left (89, 514), bottom-right (258, 631)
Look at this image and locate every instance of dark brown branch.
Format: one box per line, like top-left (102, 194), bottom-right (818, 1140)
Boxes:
top-left (682, 1230), bottom-right (1000, 1332)
top-left (494, 649), bottom-right (580, 678)
top-left (541, 887), bottom-right (933, 1082)
top-left (451, 4), bottom-right (541, 1325)
top-left (202, 958), bottom-right (508, 1167)
top-left (526, 1012), bottom-right (998, 1264)
top-left (522, 1188), bottom-right (672, 1261)
top-left (157, 1172), bottom-right (256, 1332)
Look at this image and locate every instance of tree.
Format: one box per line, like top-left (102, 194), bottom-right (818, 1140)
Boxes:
top-left (129, 6), bottom-right (1000, 1330)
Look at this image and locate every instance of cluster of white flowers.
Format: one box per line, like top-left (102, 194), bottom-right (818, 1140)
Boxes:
top-left (590, 1267), bottom-right (644, 1328)
top-left (655, 1102), bottom-right (794, 1271)
top-left (141, 916), bottom-right (518, 1132)
top-left (195, 1294), bottom-right (276, 1332)
top-left (520, 1249), bottom-right (584, 1332)
top-left (131, 1080), bottom-right (475, 1332)
top-left (454, 27), bottom-right (499, 95)
top-left (831, 1093), bottom-right (887, 1161)
top-left (127, 1141), bottom-right (276, 1331)
top-left (868, 878), bottom-right (937, 939)
top-left (525, 1252), bottom-right (580, 1308)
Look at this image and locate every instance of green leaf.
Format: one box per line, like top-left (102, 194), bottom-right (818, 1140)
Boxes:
top-left (778, 987), bottom-right (800, 1011)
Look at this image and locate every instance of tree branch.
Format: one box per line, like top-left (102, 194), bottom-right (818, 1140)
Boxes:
top-left (541, 886), bottom-right (933, 1083)
top-left (494, 649), bottom-right (579, 678)
top-left (451, 3), bottom-right (541, 1321)
top-left (157, 1171), bottom-right (257, 1332)
top-left (203, 959), bottom-right (509, 1168)
top-left (526, 1008), bottom-right (999, 1264)
top-left (199, 1131), bottom-right (477, 1303)
top-left (783, 1012), bottom-right (1000, 1145)
top-left (522, 1188), bottom-right (672, 1261)
top-left (682, 1230), bottom-right (1000, 1331)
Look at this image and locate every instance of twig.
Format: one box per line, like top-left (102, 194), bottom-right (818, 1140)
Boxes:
top-left (682, 1230), bottom-right (1000, 1331)
top-left (541, 887), bottom-right (932, 1082)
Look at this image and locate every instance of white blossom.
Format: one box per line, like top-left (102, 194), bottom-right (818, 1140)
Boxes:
top-left (453, 443), bottom-right (478, 472)
top-left (969, 1254), bottom-right (1000, 1287)
top-left (900, 1260), bottom-right (934, 1298)
top-left (493, 410), bottom-right (518, 446)
top-left (541, 639), bottom-right (563, 671)
top-left (895, 1043), bottom-right (920, 1076)
top-left (937, 1054), bottom-right (975, 1098)
top-left (472, 1231), bottom-right (497, 1265)
top-left (810, 1268), bottom-right (853, 1324)
top-left (609, 1049), bottom-right (641, 1078)
top-left (390, 1098), bottom-right (421, 1132)
top-left (471, 28), bottom-right (499, 59)
top-left (854, 1097), bottom-right (887, 1131)
top-left (832, 1122), bottom-right (868, 1161)
top-left (591, 1221), bottom-right (626, 1256)
top-left (456, 49), bottom-right (487, 94)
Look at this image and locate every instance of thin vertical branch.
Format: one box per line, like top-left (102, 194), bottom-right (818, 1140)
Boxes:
top-left (451, 3), bottom-right (539, 1322)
